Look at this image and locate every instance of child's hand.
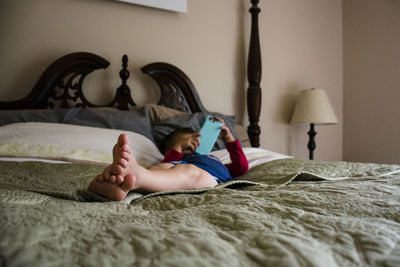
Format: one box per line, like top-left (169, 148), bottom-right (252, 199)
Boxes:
top-left (215, 116), bottom-right (235, 144)
top-left (172, 132), bottom-right (201, 154)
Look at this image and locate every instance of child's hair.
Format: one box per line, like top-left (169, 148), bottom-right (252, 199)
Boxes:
top-left (159, 127), bottom-right (196, 155)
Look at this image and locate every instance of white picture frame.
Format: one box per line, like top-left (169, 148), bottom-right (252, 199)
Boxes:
top-left (116, 0), bottom-right (187, 13)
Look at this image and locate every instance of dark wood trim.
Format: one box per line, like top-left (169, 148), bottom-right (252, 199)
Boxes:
top-left (0, 53), bottom-right (139, 110)
top-left (247, 0), bottom-right (262, 147)
top-left (141, 62), bottom-right (207, 113)
top-left (0, 52), bottom-right (110, 109)
top-left (108, 54), bottom-right (136, 110)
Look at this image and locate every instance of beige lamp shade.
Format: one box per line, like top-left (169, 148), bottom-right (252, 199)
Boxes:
top-left (290, 88), bottom-right (338, 125)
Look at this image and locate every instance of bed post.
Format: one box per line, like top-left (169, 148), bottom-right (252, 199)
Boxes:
top-left (247, 0), bottom-right (262, 147)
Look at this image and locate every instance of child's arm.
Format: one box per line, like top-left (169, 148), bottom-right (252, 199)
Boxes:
top-left (162, 149), bottom-right (184, 163)
top-left (214, 116), bottom-right (235, 143)
top-left (214, 117), bottom-right (249, 177)
top-left (225, 140), bottom-right (248, 177)
top-left (162, 132), bottom-right (201, 163)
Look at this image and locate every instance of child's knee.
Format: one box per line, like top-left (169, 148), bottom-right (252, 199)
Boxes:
top-left (183, 164), bottom-right (217, 188)
top-left (181, 164), bottom-right (201, 177)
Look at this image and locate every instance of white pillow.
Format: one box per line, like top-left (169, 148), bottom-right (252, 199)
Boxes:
top-left (211, 147), bottom-right (291, 169)
top-left (0, 122), bottom-right (164, 167)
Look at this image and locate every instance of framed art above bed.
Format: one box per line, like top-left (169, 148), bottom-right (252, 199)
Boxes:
top-left (116, 0), bottom-right (188, 13)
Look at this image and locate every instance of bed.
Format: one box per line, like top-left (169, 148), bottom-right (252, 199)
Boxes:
top-left (1, 1), bottom-right (400, 266)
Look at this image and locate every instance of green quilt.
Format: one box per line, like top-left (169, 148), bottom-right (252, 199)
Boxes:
top-left (1, 159), bottom-right (400, 266)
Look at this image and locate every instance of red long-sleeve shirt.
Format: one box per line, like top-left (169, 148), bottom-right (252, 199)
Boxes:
top-left (162, 140), bottom-right (248, 178)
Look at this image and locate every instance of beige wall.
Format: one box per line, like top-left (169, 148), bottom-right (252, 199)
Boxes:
top-left (259, 0), bottom-right (342, 161)
top-left (0, 0), bottom-right (343, 161)
top-left (343, 0), bottom-right (400, 164)
top-left (0, 0), bottom-right (245, 111)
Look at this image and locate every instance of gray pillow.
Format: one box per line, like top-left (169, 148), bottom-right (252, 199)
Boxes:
top-left (0, 109), bottom-right (69, 126)
top-left (152, 112), bottom-right (237, 151)
top-left (0, 107), bottom-right (154, 142)
top-left (64, 108), bottom-right (153, 141)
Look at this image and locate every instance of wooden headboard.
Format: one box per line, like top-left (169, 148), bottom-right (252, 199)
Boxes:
top-left (0, 52), bottom-right (208, 111)
top-left (0, 0), bottom-right (262, 147)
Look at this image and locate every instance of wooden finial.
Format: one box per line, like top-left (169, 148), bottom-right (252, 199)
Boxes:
top-left (112, 54), bottom-right (135, 109)
top-left (119, 54), bottom-right (130, 87)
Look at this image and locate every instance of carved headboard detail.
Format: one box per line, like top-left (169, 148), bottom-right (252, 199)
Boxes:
top-left (0, 52), bottom-right (137, 110)
top-left (141, 63), bottom-right (206, 113)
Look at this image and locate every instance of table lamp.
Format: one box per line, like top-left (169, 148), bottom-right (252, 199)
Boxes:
top-left (290, 88), bottom-right (338, 160)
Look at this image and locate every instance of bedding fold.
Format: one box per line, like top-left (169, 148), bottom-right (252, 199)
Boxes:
top-left (1, 158), bottom-right (400, 266)
top-left (1, 158), bottom-right (399, 203)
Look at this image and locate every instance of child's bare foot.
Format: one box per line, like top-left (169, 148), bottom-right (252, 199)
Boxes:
top-left (88, 173), bottom-right (136, 201)
top-left (111, 134), bottom-right (132, 174)
top-left (89, 134), bottom-right (143, 200)
top-left (111, 134), bottom-right (139, 177)
top-left (95, 134), bottom-right (135, 184)
top-left (95, 165), bottom-right (124, 184)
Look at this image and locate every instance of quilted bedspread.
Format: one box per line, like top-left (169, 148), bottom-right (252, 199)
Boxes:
top-left (1, 158), bottom-right (400, 267)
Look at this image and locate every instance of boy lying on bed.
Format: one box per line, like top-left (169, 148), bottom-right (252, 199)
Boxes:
top-left (87, 117), bottom-right (248, 201)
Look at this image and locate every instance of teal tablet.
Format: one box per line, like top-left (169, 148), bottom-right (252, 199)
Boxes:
top-left (195, 115), bottom-right (223, 155)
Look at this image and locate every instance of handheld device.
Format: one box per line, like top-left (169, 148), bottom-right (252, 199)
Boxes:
top-left (195, 115), bottom-right (223, 155)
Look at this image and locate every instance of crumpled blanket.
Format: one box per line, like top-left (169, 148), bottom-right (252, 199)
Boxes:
top-left (1, 158), bottom-right (400, 266)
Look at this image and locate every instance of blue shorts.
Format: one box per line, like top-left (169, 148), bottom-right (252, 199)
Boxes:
top-left (168, 160), bottom-right (233, 184)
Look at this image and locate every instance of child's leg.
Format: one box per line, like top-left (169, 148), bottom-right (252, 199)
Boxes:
top-left (88, 134), bottom-right (217, 200)
top-left (136, 163), bottom-right (218, 192)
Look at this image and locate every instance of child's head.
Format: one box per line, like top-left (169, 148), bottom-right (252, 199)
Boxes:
top-left (159, 127), bottom-right (197, 155)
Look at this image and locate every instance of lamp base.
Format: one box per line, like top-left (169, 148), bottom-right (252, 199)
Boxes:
top-left (307, 123), bottom-right (316, 160)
